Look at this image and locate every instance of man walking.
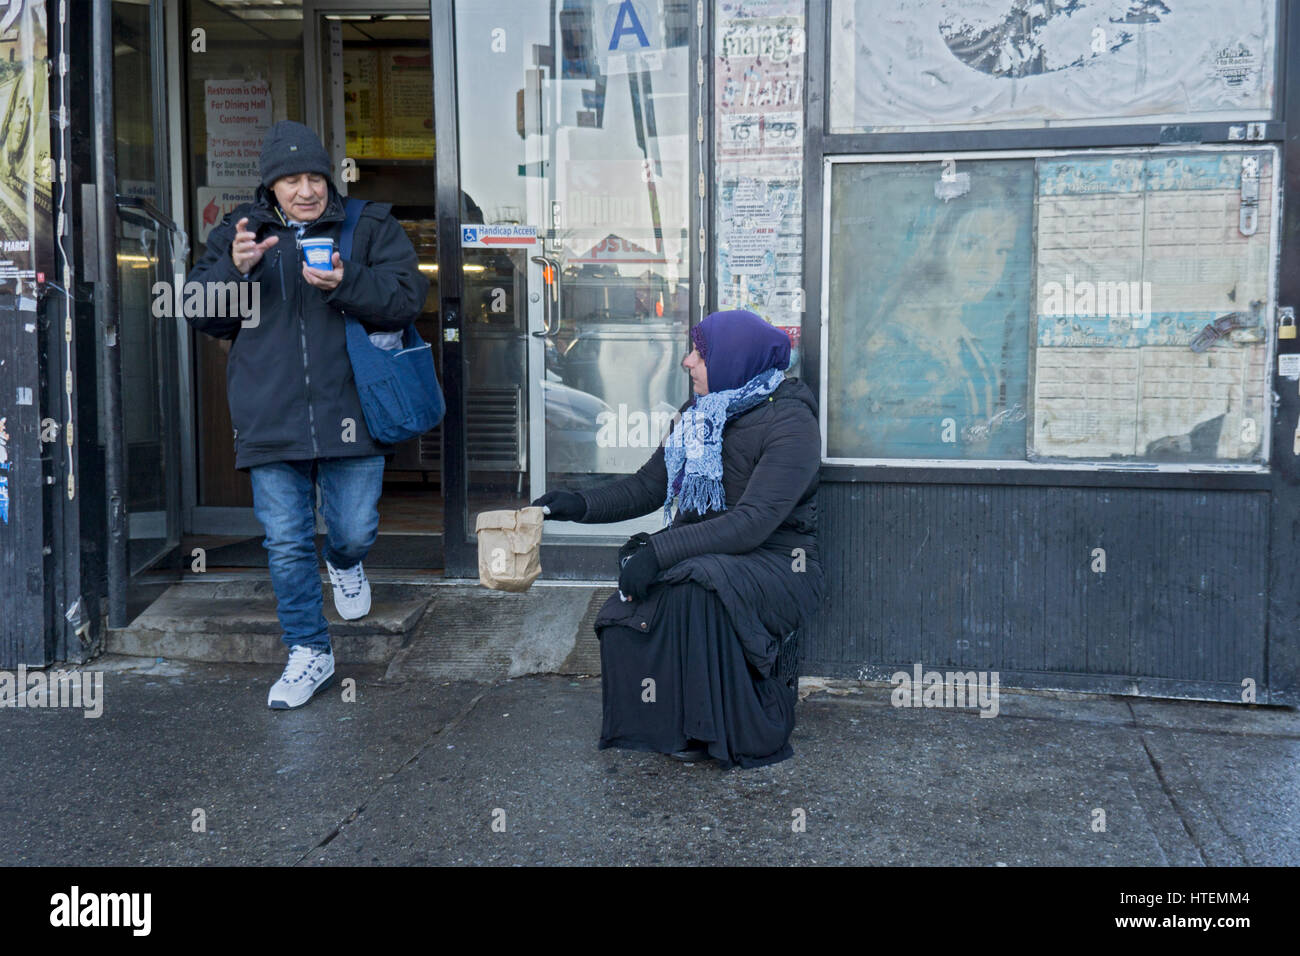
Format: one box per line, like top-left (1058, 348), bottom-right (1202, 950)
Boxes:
top-left (187, 120), bottom-right (428, 709)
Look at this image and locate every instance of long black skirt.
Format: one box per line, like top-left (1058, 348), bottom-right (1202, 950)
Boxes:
top-left (596, 581), bottom-right (796, 769)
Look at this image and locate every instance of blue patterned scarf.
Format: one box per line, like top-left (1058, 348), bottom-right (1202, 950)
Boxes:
top-left (662, 366), bottom-right (785, 523)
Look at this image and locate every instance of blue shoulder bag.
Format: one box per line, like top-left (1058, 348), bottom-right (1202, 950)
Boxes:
top-left (338, 198), bottom-right (445, 444)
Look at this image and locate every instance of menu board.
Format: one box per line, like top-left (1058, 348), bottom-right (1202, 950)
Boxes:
top-left (381, 50), bottom-right (434, 159)
top-left (342, 50), bottom-right (382, 158)
top-left (342, 47), bottom-right (434, 161)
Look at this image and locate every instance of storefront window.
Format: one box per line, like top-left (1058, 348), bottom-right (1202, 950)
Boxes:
top-left (825, 148), bottom-right (1276, 467)
top-left (828, 0), bottom-right (1277, 134)
top-left (456, 0), bottom-right (695, 538)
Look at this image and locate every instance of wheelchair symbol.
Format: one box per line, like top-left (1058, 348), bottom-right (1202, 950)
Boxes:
top-left (462, 227), bottom-right (477, 244)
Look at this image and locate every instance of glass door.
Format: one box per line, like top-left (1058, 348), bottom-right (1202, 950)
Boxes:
top-left (113, 0), bottom-right (184, 578)
top-left (305, 2), bottom-right (445, 567)
top-left (456, 0), bottom-right (693, 540)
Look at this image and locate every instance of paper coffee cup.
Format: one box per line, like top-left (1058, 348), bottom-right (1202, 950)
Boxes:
top-left (301, 237), bottom-right (334, 270)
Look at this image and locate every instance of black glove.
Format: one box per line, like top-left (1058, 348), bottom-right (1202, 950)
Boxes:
top-left (618, 538), bottom-right (661, 601)
top-left (531, 490), bottom-right (587, 522)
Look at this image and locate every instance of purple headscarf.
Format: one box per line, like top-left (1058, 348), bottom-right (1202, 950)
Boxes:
top-left (690, 309), bottom-right (791, 394)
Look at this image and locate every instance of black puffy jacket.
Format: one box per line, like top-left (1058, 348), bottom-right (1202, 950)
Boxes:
top-left (185, 184), bottom-right (429, 470)
top-left (581, 377), bottom-right (823, 675)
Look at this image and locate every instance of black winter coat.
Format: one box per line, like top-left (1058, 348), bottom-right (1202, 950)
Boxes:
top-left (581, 377), bottom-right (823, 676)
top-left (186, 184), bottom-right (429, 470)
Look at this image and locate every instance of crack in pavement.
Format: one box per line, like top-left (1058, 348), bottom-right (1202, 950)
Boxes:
top-left (293, 686), bottom-right (491, 864)
top-left (1126, 700), bottom-right (1211, 866)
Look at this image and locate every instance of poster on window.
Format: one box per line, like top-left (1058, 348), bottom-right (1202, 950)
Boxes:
top-left (0, 0), bottom-right (52, 290)
top-left (205, 78), bottom-right (271, 185)
top-left (825, 159), bottom-right (1036, 461)
top-left (1030, 150), bottom-right (1274, 463)
top-left (715, 0), bottom-right (807, 362)
top-left (830, 0), bottom-right (1277, 133)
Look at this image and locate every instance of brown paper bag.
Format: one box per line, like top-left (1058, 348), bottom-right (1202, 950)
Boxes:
top-left (475, 507), bottom-right (544, 592)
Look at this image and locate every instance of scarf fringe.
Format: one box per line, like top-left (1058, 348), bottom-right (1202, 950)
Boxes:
top-left (678, 474), bottom-right (726, 516)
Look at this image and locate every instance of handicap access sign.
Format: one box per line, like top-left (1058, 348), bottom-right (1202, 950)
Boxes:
top-left (460, 225), bottom-right (539, 248)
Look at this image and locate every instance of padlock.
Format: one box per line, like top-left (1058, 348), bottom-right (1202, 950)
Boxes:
top-left (1281, 314), bottom-right (1296, 339)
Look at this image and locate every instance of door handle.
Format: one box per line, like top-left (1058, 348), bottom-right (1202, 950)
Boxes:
top-left (530, 255), bottom-right (562, 337)
top-left (116, 194), bottom-right (190, 261)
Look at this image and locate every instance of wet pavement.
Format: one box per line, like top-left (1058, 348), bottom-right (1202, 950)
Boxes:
top-left (2, 656), bottom-right (1296, 866)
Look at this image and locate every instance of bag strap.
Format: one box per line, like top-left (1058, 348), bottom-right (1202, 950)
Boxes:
top-left (338, 198), bottom-right (369, 331)
top-left (340, 197), bottom-right (368, 262)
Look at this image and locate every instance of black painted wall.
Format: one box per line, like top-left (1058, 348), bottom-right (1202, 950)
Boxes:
top-left (805, 482), bottom-right (1284, 703)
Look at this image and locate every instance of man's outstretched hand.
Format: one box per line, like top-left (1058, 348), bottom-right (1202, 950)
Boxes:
top-left (230, 217), bottom-right (278, 275)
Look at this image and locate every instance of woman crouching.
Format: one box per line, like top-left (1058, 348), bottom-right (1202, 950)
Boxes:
top-left (534, 309), bottom-right (823, 768)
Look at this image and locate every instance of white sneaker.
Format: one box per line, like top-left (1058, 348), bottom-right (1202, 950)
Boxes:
top-left (267, 644), bottom-right (335, 710)
top-left (327, 559), bottom-right (371, 620)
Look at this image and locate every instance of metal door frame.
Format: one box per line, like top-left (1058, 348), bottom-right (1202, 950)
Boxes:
top-left (99, 0), bottom-right (186, 626)
top-left (303, 0), bottom-right (433, 164)
top-left (123, 0), bottom-right (186, 568)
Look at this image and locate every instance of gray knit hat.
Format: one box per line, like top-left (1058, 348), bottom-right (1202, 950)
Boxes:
top-left (259, 120), bottom-right (332, 188)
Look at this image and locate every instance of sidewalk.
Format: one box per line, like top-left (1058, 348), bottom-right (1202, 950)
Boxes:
top-left (3, 655), bottom-right (1296, 866)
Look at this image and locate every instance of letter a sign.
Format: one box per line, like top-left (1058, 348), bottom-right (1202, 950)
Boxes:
top-left (608, 0), bottom-right (650, 50)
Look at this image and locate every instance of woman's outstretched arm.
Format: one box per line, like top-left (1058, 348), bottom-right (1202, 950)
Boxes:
top-left (576, 444), bottom-right (670, 524)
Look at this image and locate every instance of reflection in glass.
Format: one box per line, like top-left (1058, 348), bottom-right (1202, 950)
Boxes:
top-left (457, 0), bottom-right (693, 536)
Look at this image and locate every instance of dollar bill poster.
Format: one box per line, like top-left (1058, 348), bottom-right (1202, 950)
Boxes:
top-left (0, 0), bottom-right (53, 292)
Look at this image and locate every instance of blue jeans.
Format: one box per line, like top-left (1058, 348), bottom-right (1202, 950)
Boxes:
top-left (249, 456), bottom-right (386, 651)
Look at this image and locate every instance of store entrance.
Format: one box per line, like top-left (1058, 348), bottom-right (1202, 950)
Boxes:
top-left (183, 0), bottom-right (696, 576)
top-left (186, 2), bottom-right (444, 572)
top-left (305, 3), bottom-right (444, 563)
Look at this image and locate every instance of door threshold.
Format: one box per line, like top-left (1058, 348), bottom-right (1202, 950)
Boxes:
top-left (165, 568), bottom-right (447, 585)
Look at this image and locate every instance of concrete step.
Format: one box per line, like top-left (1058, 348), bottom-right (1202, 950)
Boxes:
top-left (107, 579), bottom-right (430, 664)
top-left (383, 584), bottom-right (613, 682)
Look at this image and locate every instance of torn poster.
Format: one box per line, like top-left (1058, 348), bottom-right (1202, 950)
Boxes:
top-left (1031, 150), bottom-right (1274, 462)
top-left (715, 0), bottom-right (807, 368)
top-left (830, 0), bottom-right (1276, 133)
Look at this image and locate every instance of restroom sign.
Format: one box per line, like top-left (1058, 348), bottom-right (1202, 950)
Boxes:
top-left (460, 225), bottom-right (538, 248)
